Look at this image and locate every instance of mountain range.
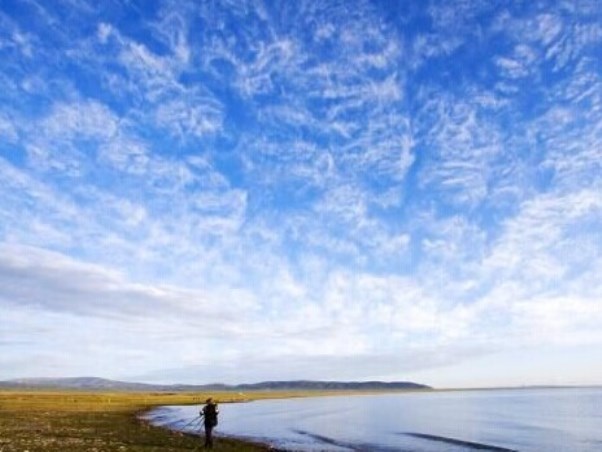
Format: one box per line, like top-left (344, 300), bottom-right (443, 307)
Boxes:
top-left (0, 377), bottom-right (431, 392)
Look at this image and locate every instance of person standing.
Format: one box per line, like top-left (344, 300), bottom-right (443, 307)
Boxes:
top-left (200, 397), bottom-right (219, 448)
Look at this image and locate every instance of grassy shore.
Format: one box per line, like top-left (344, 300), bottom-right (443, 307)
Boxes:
top-left (0, 390), bottom-right (323, 451)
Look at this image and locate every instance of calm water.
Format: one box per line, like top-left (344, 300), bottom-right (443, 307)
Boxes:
top-left (143, 388), bottom-right (602, 451)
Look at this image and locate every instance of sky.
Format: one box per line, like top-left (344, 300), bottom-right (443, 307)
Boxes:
top-left (0, 0), bottom-right (601, 388)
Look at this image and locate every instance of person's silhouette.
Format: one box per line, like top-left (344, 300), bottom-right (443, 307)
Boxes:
top-left (200, 397), bottom-right (219, 448)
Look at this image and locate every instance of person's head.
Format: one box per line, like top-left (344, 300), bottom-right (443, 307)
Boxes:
top-left (206, 397), bottom-right (213, 404)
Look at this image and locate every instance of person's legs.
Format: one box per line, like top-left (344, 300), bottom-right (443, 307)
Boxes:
top-left (204, 423), bottom-right (213, 448)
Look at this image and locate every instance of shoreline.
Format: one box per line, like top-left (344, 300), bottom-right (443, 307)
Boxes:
top-left (137, 407), bottom-right (281, 451)
top-left (137, 388), bottom-right (435, 451)
top-left (138, 402), bottom-right (289, 451)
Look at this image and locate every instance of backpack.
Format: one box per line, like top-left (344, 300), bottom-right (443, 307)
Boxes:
top-left (203, 403), bottom-right (218, 427)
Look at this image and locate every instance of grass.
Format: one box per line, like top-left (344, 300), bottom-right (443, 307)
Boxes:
top-left (0, 390), bottom-right (320, 451)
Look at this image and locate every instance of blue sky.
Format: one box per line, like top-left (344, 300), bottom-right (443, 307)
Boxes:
top-left (0, 0), bottom-right (601, 388)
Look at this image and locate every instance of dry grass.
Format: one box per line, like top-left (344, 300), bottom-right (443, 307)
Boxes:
top-left (0, 390), bottom-right (311, 451)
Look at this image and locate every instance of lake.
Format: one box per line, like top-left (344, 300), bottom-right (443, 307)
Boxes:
top-left (142, 387), bottom-right (602, 451)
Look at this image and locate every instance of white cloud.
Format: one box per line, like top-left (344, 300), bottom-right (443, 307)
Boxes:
top-left (411, 33), bottom-right (464, 68)
top-left (484, 189), bottom-right (602, 278)
top-left (42, 100), bottom-right (118, 140)
top-left (117, 41), bottom-right (180, 103)
top-left (97, 22), bottom-right (112, 44)
top-left (99, 136), bottom-right (150, 175)
top-left (511, 296), bottom-right (602, 345)
top-left (241, 38), bottom-right (295, 75)
top-left (155, 98), bottom-right (223, 138)
top-left (0, 244), bottom-right (254, 321)
top-left (495, 44), bottom-right (539, 79)
top-left (417, 95), bottom-right (504, 207)
top-left (20, 100), bottom-right (120, 177)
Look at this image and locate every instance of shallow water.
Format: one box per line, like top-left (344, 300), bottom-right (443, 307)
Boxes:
top-left (143, 387), bottom-right (602, 451)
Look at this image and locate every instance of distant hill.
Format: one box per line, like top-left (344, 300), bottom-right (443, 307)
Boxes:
top-left (1, 377), bottom-right (160, 391)
top-left (235, 380), bottom-right (431, 391)
top-left (0, 377), bottom-right (431, 392)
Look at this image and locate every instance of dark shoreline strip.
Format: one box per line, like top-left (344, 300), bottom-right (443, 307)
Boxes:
top-left (401, 432), bottom-right (517, 451)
